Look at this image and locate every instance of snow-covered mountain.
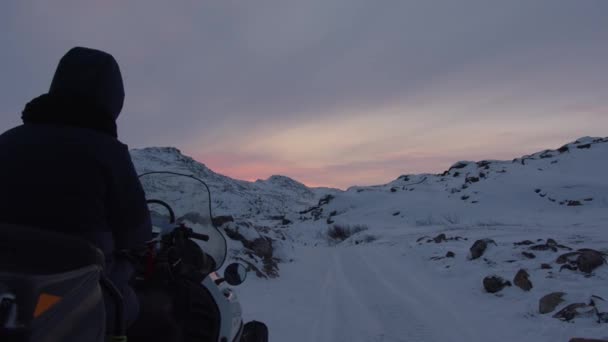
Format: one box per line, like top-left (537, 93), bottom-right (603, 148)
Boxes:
top-left (130, 147), bottom-right (335, 221)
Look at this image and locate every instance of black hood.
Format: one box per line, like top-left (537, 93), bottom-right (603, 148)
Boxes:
top-left (22, 47), bottom-right (125, 137)
top-left (49, 47), bottom-right (125, 120)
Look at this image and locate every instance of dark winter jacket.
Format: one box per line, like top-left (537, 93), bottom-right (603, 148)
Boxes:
top-left (0, 47), bottom-right (151, 325)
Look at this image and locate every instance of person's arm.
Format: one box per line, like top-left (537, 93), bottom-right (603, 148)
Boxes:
top-left (106, 145), bottom-right (152, 250)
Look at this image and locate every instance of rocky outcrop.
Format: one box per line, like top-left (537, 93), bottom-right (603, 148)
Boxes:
top-left (224, 223), bottom-right (279, 278)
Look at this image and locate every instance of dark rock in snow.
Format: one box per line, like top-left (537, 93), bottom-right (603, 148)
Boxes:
top-left (541, 263), bottom-right (553, 270)
top-left (513, 269), bottom-right (533, 291)
top-left (557, 252), bottom-right (582, 264)
top-left (576, 143), bottom-right (592, 149)
top-left (451, 162), bottom-right (468, 169)
top-left (514, 240), bottom-right (535, 246)
top-left (446, 251), bottom-right (455, 258)
top-left (569, 338), bottom-right (608, 342)
top-left (567, 200), bottom-right (583, 206)
top-left (522, 251), bottom-right (536, 259)
top-left (433, 233), bottom-right (447, 243)
top-left (469, 239), bottom-right (496, 260)
top-left (553, 303), bottom-right (596, 321)
top-left (392, 211), bottom-right (400, 216)
top-left (556, 249), bottom-right (606, 273)
top-left (560, 264), bottom-right (578, 272)
top-left (530, 244), bottom-right (558, 252)
top-left (318, 194), bottom-right (335, 206)
top-left (211, 215), bottom-right (234, 227)
top-left (416, 236), bottom-right (430, 243)
top-left (590, 295), bottom-right (608, 323)
top-left (539, 292), bottom-right (566, 314)
top-left (250, 237), bottom-right (273, 259)
top-left (577, 250), bottom-right (606, 273)
top-left (483, 276), bottom-right (511, 293)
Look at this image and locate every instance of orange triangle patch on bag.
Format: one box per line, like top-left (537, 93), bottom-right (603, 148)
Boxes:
top-left (34, 293), bottom-right (62, 318)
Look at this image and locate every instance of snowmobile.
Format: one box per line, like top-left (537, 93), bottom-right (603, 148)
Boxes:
top-left (0, 171), bottom-right (268, 342)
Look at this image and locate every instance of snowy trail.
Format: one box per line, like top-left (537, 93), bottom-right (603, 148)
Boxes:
top-left (311, 247), bottom-right (483, 342)
top-left (240, 245), bottom-right (488, 342)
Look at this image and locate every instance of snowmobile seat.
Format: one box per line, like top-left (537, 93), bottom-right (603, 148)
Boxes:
top-left (0, 224), bottom-right (110, 342)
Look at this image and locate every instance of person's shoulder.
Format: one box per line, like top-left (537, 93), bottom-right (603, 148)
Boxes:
top-left (0, 125), bottom-right (27, 138)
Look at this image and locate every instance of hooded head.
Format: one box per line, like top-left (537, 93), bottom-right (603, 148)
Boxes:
top-left (49, 47), bottom-right (125, 120)
top-left (22, 47), bottom-right (125, 137)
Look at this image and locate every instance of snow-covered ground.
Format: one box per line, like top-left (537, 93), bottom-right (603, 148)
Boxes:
top-left (240, 224), bottom-right (607, 342)
top-left (132, 137), bottom-right (608, 342)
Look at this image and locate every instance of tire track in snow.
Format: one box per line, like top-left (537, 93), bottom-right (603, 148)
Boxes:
top-left (334, 248), bottom-right (438, 342)
top-left (309, 250), bottom-right (338, 342)
top-left (355, 247), bottom-right (483, 342)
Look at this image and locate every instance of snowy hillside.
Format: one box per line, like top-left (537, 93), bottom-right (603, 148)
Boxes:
top-left (131, 147), bottom-right (334, 220)
top-left (132, 138), bottom-right (608, 342)
top-left (295, 136), bottom-right (608, 233)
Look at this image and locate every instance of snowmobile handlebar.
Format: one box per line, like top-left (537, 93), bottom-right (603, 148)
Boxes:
top-left (189, 231), bottom-right (210, 242)
top-left (171, 224), bottom-right (210, 242)
top-left (145, 199), bottom-right (209, 241)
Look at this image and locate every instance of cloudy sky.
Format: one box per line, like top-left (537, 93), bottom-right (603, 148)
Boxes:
top-left (1, 1), bottom-right (607, 188)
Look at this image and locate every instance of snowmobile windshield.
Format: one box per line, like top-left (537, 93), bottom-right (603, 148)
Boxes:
top-left (138, 171), bottom-right (227, 271)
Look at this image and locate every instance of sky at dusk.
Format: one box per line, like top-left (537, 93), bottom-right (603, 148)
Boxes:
top-left (1, 1), bottom-right (607, 189)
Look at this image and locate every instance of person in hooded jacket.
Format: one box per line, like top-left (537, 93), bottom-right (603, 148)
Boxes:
top-left (0, 47), bottom-right (152, 329)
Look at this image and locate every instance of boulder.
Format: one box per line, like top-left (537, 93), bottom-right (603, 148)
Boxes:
top-left (513, 269), bottom-right (533, 291)
top-left (539, 292), bottom-right (566, 314)
top-left (446, 251), bottom-right (455, 258)
top-left (522, 251), bottom-right (536, 259)
top-left (470, 239), bottom-right (496, 260)
top-left (483, 276), bottom-right (511, 294)
top-left (556, 249), bottom-right (606, 273)
top-left (541, 263), bottom-right (553, 269)
top-left (577, 250), bottom-right (606, 273)
top-left (553, 303), bottom-right (596, 321)
top-left (433, 233), bottom-right (447, 243)
top-left (211, 215), bottom-right (234, 227)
